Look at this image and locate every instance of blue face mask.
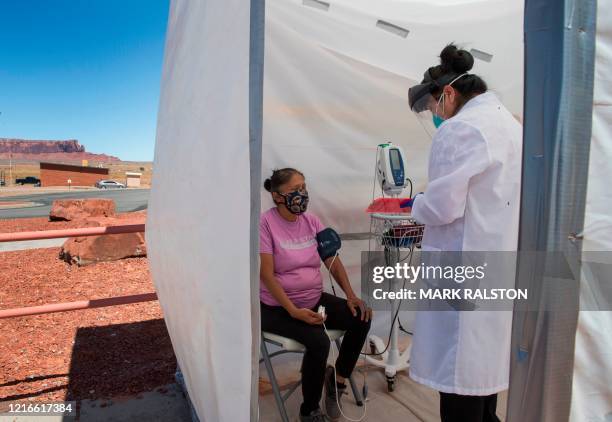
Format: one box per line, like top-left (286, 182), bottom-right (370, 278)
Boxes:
top-left (432, 114), bottom-right (445, 128)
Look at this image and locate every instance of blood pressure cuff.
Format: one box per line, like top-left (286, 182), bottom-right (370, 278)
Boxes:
top-left (316, 228), bottom-right (341, 261)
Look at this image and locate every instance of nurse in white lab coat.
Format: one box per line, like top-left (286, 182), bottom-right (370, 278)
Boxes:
top-left (406, 45), bottom-right (522, 422)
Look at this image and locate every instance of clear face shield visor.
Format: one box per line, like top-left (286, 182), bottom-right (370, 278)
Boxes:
top-left (408, 82), bottom-right (441, 139)
top-left (408, 71), bottom-right (466, 138)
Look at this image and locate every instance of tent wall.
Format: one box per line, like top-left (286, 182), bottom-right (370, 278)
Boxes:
top-left (146, 1), bottom-right (259, 421)
top-left (569, 0), bottom-right (612, 419)
top-left (262, 0), bottom-right (523, 411)
top-left (263, 0), bottom-right (523, 234)
top-left (508, 0), bottom-right (596, 421)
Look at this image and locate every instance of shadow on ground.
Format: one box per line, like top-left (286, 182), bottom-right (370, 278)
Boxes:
top-left (65, 319), bottom-right (178, 420)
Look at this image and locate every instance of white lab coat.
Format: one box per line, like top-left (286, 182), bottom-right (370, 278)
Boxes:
top-left (409, 91), bottom-right (522, 395)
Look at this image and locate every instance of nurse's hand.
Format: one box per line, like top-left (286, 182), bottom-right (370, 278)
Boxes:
top-left (399, 198), bottom-right (414, 208)
top-left (347, 296), bottom-right (373, 322)
top-left (290, 308), bottom-right (326, 325)
top-left (400, 192), bottom-right (423, 209)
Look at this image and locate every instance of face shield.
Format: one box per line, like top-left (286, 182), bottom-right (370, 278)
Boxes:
top-left (408, 82), bottom-right (440, 138)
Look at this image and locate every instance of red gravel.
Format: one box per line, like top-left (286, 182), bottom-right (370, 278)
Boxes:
top-left (0, 216), bottom-right (176, 405)
top-left (0, 212), bottom-right (145, 233)
top-left (0, 217), bottom-right (87, 233)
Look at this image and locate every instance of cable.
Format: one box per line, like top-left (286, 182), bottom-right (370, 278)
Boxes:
top-left (325, 253), bottom-right (373, 348)
top-left (359, 289), bottom-right (404, 357)
top-left (360, 242), bottom-right (416, 357)
top-left (323, 320), bottom-right (368, 422)
top-left (406, 177), bottom-right (413, 199)
top-left (397, 244), bottom-right (415, 336)
top-left (398, 318), bottom-right (414, 336)
top-left (327, 252), bottom-right (339, 297)
top-left (371, 146), bottom-right (381, 204)
top-left (322, 252), bottom-right (369, 416)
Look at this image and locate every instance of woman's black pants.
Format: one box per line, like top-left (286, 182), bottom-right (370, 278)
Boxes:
top-left (261, 292), bottom-right (371, 415)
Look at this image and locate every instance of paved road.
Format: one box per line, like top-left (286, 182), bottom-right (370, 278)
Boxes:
top-left (0, 188), bottom-right (150, 219)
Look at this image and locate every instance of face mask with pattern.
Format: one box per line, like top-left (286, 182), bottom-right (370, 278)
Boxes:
top-left (278, 188), bottom-right (309, 214)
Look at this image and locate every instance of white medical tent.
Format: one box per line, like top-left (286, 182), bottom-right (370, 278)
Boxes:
top-left (146, 0), bottom-right (611, 421)
top-left (570, 2), bottom-right (612, 419)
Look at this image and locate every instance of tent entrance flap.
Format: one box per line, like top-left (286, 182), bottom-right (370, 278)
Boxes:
top-left (147, 1), bottom-right (257, 421)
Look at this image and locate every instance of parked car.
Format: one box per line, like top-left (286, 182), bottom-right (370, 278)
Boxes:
top-left (0, 180), bottom-right (5, 187)
top-left (15, 176), bottom-right (41, 186)
top-left (96, 180), bottom-right (126, 189)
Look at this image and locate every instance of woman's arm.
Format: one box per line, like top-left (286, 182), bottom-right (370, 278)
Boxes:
top-left (260, 253), bottom-right (324, 325)
top-left (323, 255), bottom-right (372, 321)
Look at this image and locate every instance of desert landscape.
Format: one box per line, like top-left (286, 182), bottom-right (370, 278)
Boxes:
top-left (0, 139), bottom-right (153, 188)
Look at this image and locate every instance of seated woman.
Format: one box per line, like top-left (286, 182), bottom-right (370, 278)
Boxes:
top-left (260, 168), bottom-right (372, 422)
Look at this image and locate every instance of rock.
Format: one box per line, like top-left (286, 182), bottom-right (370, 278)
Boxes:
top-left (0, 138), bottom-right (121, 162)
top-left (59, 233), bottom-right (146, 266)
top-left (59, 213), bottom-right (146, 266)
top-left (50, 199), bottom-right (116, 221)
top-left (0, 139), bottom-right (85, 154)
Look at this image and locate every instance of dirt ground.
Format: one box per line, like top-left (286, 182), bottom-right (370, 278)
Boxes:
top-left (0, 217), bottom-right (96, 233)
top-left (0, 217), bottom-right (175, 407)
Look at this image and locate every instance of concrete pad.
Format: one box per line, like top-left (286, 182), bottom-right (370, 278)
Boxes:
top-left (0, 238), bottom-right (67, 252)
top-left (260, 368), bottom-right (508, 422)
top-left (0, 376), bottom-right (507, 421)
top-left (78, 384), bottom-right (191, 422)
top-left (0, 416), bottom-right (65, 422)
top-left (259, 367), bottom-right (438, 422)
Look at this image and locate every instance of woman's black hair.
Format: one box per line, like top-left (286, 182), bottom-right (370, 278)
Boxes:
top-left (429, 44), bottom-right (488, 100)
top-left (264, 168), bottom-right (304, 193)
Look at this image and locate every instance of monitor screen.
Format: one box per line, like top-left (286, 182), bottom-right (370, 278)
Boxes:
top-left (390, 149), bottom-right (402, 170)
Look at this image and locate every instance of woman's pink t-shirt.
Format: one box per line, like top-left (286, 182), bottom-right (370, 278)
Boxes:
top-left (260, 207), bottom-right (325, 309)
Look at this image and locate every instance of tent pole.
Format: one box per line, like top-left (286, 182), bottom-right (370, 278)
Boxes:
top-left (508, 0), bottom-right (597, 421)
top-left (249, 0), bottom-right (265, 420)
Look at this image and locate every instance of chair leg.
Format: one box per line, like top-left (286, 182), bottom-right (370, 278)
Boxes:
top-left (261, 340), bottom-right (290, 422)
top-left (334, 339), bottom-right (364, 406)
top-left (348, 375), bottom-right (364, 406)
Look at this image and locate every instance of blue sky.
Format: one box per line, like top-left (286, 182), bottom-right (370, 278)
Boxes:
top-left (0, 0), bottom-right (170, 162)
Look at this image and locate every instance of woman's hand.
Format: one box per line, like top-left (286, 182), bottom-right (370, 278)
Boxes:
top-left (290, 308), bottom-right (326, 325)
top-left (347, 296), bottom-right (373, 322)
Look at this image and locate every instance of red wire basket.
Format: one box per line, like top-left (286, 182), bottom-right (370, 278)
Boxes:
top-left (366, 198), bottom-right (424, 248)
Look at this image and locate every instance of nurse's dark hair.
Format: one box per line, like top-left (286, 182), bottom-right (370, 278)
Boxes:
top-left (430, 44), bottom-right (488, 99)
top-left (264, 168), bottom-right (304, 193)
